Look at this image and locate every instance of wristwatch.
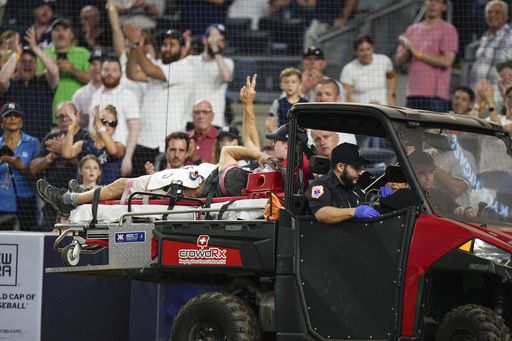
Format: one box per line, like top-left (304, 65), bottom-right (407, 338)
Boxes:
top-left (73, 69), bottom-right (80, 77)
top-left (98, 126), bottom-right (107, 133)
top-left (130, 43), bottom-right (139, 50)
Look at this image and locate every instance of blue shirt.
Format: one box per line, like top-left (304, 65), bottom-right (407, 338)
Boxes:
top-left (276, 97), bottom-right (308, 128)
top-left (0, 133), bottom-right (40, 212)
top-left (80, 140), bottom-right (123, 186)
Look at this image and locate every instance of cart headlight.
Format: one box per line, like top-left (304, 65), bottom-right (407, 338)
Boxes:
top-left (472, 238), bottom-right (512, 267)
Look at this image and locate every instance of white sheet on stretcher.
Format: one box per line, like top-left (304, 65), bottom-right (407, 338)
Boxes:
top-left (69, 198), bottom-right (268, 223)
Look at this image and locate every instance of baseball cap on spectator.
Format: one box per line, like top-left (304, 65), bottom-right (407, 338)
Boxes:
top-left (88, 49), bottom-right (107, 62)
top-left (204, 24), bottom-right (227, 37)
top-left (217, 126), bottom-right (241, 140)
top-left (1, 102), bottom-right (23, 118)
top-left (384, 165), bottom-right (406, 183)
top-left (34, 0), bottom-right (55, 9)
top-left (331, 143), bottom-right (371, 166)
top-left (51, 18), bottom-right (71, 31)
top-left (20, 46), bottom-right (37, 59)
top-left (265, 124), bottom-right (288, 141)
top-left (303, 46), bottom-right (324, 60)
top-left (163, 29), bottom-right (185, 46)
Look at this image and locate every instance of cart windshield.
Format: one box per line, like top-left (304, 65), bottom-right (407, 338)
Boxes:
top-left (397, 124), bottom-right (512, 224)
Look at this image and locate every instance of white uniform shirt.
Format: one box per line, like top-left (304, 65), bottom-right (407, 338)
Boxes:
top-left (187, 54), bottom-right (235, 128)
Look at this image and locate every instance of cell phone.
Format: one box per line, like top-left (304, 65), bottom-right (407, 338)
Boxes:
top-left (57, 52), bottom-right (67, 59)
top-left (0, 145), bottom-right (13, 157)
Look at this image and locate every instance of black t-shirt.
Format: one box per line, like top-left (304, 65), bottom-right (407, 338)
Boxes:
top-left (306, 170), bottom-right (364, 215)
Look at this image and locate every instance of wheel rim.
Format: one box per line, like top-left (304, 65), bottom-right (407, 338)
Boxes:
top-left (188, 318), bottom-right (226, 341)
top-left (450, 329), bottom-right (478, 341)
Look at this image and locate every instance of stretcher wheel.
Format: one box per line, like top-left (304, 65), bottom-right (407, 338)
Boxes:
top-left (62, 244), bottom-right (80, 267)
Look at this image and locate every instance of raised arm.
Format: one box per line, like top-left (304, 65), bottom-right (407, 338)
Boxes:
top-left (240, 74), bottom-right (260, 152)
top-left (25, 28), bottom-right (59, 90)
top-left (0, 33), bottom-right (21, 94)
top-left (92, 105), bottom-right (125, 157)
top-left (106, 0), bottom-right (126, 58)
top-left (123, 23), bottom-right (164, 81)
top-left (62, 104), bottom-right (84, 159)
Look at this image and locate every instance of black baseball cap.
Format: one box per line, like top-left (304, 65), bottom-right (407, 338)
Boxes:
top-left (331, 143), bottom-right (371, 166)
top-left (34, 0), bottom-right (54, 9)
top-left (51, 18), bottom-right (71, 31)
top-left (1, 102), bottom-right (23, 118)
top-left (384, 165), bottom-right (406, 183)
top-left (204, 23), bottom-right (227, 37)
top-left (163, 29), bottom-right (185, 46)
top-left (88, 49), bottom-right (107, 62)
top-left (265, 124), bottom-right (288, 141)
top-left (217, 126), bottom-right (241, 139)
top-left (303, 46), bottom-right (324, 59)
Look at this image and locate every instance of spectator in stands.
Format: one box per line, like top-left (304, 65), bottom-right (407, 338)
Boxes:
top-left (469, 0), bottom-right (512, 93)
top-left (301, 47), bottom-right (345, 102)
top-left (124, 24), bottom-right (193, 177)
top-left (63, 104), bottom-right (125, 186)
top-left (310, 130), bottom-right (339, 158)
top-left (395, 0), bottom-right (458, 113)
top-left (313, 79), bottom-right (357, 145)
top-left (186, 100), bottom-right (218, 165)
top-left (303, 0), bottom-right (357, 49)
top-left (451, 86), bottom-right (474, 115)
top-left (228, 0), bottom-right (271, 30)
top-left (188, 24), bottom-right (234, 128)
top-left (22, 0), bottom-right (54, 49)
top-left (0, 28), bottom-right (59, 142)
top-left (0, 102), bottom-right (40, 231)
top-left (77, 5), bottom-right (113, 52)
top-left (71, 49), bottom-right (106, 129)
top-left (341, 35), bottom-right (396, 105)
top-left (38, 18), bottom-right (91, 123)
top-left (115, 0), bottom-right (165, 31)
top-left (211, 126), bottom-right (243, 164)
top-left (145, 132), bottom-right (190, 175)
top-left (474, 79), bottom-right (512, 133)
top-left (30, 101), bottom-right (90, 229)
top-left (266, 67), bottom-right (308, 132)
top-left (491, 60), bottom-right (512, 117)
top-left (74, 154), bottom-right (102, 192)
top-left (89, 57), bottom-right (140, 176)
top-left (0, 30), bottom-right (19, 72)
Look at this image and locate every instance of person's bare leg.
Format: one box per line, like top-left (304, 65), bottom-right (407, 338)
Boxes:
top-left (77, 178), bottom-right (128, 204)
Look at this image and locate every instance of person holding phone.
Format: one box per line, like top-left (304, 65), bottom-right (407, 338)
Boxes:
top-left (37, 18), bottom-right (91, 124)
top-left (0, 102), bottom-right (40, 231)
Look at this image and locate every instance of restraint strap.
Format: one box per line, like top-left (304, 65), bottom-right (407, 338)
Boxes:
top-left (90, 187), bottom-right (102, 226)
top-left (120, 178), bottom-right (136, 205)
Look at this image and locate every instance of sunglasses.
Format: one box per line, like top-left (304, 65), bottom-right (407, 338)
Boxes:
top-left (100, 118), bottom-right (118, 128)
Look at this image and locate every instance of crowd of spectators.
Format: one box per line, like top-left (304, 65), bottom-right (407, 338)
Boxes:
top-left (0, 0), bottom-right (510, 231)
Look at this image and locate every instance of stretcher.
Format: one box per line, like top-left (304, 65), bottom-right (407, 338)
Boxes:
top-left (48, 171), bottom-right (284, 269)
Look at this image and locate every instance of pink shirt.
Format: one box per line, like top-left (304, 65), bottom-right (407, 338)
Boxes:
top-left (397, 20), bottom-right (458, 100)
top-left (186, 126), bottom-right (218, 165)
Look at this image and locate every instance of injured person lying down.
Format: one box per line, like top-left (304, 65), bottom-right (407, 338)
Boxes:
top-left (37, 74), bottom-right (283, 217)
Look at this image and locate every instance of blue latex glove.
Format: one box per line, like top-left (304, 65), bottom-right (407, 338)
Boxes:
top-left (379, 186), bottom-right (393, 198)
top-left (354, 205), bottom-right (379, 219)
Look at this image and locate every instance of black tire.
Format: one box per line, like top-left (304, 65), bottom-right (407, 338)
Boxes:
top-left (436, 304), bottom-right (510, 341)
top-left (170, 291), bottom-right (261, 341)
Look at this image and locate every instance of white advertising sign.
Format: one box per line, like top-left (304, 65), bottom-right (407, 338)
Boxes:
top-left (0, 232), bottom-right (44, 341)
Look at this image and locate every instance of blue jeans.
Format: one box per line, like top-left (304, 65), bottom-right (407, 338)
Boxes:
top-left (406, 96), bottom-right (449, 113)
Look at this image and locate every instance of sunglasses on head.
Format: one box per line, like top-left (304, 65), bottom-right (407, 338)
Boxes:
top-left (100, 118), bottom-right (117, 128)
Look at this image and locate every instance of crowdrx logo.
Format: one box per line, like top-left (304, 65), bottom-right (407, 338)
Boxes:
top-left (0, 244), bottom-right (18, 286)
top-left (178, 235), bottom-right (227, 265)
